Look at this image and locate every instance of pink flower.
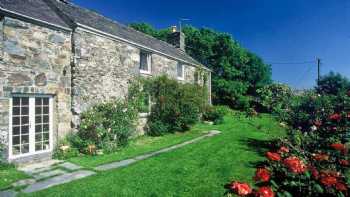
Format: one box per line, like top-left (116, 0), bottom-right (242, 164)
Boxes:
top-left (254, 168), bottom-right (270, 182)
top-left (329, 113), bottom-right (341, 121)
top-left (255, 187), bottom-right (275, 197)
top-left (277, 146), bottom-right (289, 154)
top-left (266, 152), bottom-right (281, 161)
top-left (283, 156), bottom-right (307, 174)
top-left (229, 182), bottom-right (252, 196)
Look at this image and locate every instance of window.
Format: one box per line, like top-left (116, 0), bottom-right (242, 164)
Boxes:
top-left (140, 51), bottom-right (151, 74)
top-left (10, 95), bottom-right (53, 158)
top-left (177, 63), bottom-right (184, 80)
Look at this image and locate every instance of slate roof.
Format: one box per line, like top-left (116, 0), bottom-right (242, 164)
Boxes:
top-left (0, 0), bottom-right (204, 67)
top-left (0, 0), bottom-right (70, 29)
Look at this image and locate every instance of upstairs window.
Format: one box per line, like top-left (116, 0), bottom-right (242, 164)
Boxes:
top-left (177, 63), bottom-right (184, 80)
top-left (140, 51), bottom-right (151, 74)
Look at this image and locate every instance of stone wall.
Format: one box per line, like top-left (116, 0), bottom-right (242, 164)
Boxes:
top-left (72, 29), bottom-right (210, 134)
top-left (0, 17), bottom-right (72, 162)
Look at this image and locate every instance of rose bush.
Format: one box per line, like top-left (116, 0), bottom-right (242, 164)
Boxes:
top-left (225, 90), bottom-right (349, 196)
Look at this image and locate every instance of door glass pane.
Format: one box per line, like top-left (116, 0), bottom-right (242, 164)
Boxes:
top-left (12, 97), bottom-right (30, 155)
top-left (34, 97), bottom-right (50, 152)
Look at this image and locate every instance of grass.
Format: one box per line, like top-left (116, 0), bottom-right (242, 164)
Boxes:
top-left (68, 126), bottom-right (206, 168)
top-left (22, 112), bottom-right (286, 197)
top-left (0, 163), bottom-right (28, 191)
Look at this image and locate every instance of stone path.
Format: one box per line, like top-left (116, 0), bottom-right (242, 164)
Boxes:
top-left (95, 130), bottom-right (221, 171)
top-left (1, 130), bottom-right (221, 195)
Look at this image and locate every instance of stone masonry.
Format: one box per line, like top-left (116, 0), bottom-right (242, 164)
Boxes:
top-left (0, 17), bottom-right (72, 162)
top-left (0, 0), bottom-right (211, 163)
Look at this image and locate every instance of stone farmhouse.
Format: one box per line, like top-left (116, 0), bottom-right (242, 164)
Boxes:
top-left (0, 0), bottom-right (211, 163)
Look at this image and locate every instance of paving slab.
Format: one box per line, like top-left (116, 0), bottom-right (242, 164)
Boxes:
top-left (18, 160), bottom-right (62, 174)
top-left (23, 170), bottom-right (96, 193)
top-left (33, 169), bottom-right (66, 180)
top-left (0, 190), bottom-right (17, 197)
top-left (58, 162), bottom-right (82, 171)
top-left (94, 159), bottom-right (137, 171)
top-left (94, 130), bottom-right (221, 171)
top-left (11, 179), bottom-right (36, 187)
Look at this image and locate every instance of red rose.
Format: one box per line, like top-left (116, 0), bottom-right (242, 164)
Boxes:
top-left (339, 159), bottom-right (349, 166)
top-left (314, 120), bottom-right (322, 127)
top-left (277, 146), bottom-right (289, 154)
top-left (330, 143), bottom-right (346, 151)
top-left (283, 156), bottom-right (307, 174)
top-left (320, 176), bottom-right (337, 187)
top-left (230, 182), bottom-right (252, 196)
top-left (309, 166), bottom-right (319, 179)
top-left (255, 187), bottom-right (275, 197)
top-left (313, 153), bottom-right (329, 161)
top-left (329, 113), bottom-right (341, 121)
top-left (266, 152), bottom-right (281, 161)
top-left (335, 182), bottom-right (348, 191)
top-left (254, 168), bottom-right (270, 182)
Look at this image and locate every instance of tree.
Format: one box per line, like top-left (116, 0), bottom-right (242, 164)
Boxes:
top-left (129, 23), bottom-right (272, 108)
top-left (316, 71), bottom-right (350, 95)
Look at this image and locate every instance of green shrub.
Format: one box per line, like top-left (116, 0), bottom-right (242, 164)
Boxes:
top-left (148, 120), bottom-right (169, 136)
top-left (77, 100), bottom-right (138, 153)
top-left (256, 83), bottom-right (293, 113)
top-left (203, 105), bottom-right (227, 124)
top-left (144, 76), bottom-right (207, 136)
top-left (235, 95), bottom-right (251, 111)
top-left (53, 133), bottom-right (80, 160)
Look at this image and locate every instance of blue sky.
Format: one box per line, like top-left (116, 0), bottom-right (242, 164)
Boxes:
top-left (72, 0), bottom-right (350, 89)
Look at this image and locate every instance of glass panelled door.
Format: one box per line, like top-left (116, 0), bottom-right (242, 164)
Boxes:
top-left (10, 95), bottom-right (53, 158)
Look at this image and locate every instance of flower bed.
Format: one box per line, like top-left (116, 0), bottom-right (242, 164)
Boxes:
top-left (225, 91), bottom-right (350, 197)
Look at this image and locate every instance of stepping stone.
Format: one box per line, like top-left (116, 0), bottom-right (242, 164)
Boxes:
top-left (33, 169), bottom-right (65, 180)
top-left (22, 166), bottom-right (54, 176)
top-left (11, 179), bottom-right (36, 187)
top-left (0, 190), bottom-right (17, 197)
top-left (94, 159), bottom-right (137, 171)
top-left (94, 130), bottom-right (222, 171)
top-left (58, 162), bottom-right (82, 171)
top-left (23, 170), bottom-right (95, 193)
top-left (19, 160), bottom-right (62, 174)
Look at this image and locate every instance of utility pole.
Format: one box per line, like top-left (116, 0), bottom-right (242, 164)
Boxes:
top-left (317, 58), bottom-right (321, 87)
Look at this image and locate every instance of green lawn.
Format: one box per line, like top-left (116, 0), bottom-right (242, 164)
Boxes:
top-left (0, 164), bottom-right (28, 191)
top-left (68, 126), bottom-right (206, 168)
top-left (23, 113), bottom-right (285, 197)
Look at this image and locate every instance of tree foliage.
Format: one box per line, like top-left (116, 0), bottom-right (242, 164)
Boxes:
top-left (129, 23), bottom-right (272, 108)
top-left (316, 71), bottom-right (350, 95)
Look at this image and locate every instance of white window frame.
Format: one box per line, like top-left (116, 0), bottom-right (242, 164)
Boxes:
top-left (139, 51), bottom-right (152, 74)
top-left (8, 94), bottom-right (53, 160)
top-left (177, 62), bottom-right (185, 80)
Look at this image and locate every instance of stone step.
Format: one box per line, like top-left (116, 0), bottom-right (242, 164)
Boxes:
top-left (33, 169), bottom-right (66, 180)
top-left (23, 170), bottom-right (96, 193)
top-left (11, 179), bottom-right (36, 188)
top-left (18, 159), bottom-right (62, 174)
top-left (58, 162), bottom-right (82, 171)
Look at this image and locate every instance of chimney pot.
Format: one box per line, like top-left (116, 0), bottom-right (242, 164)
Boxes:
top-left (168, 26), bottom-right (185, 51)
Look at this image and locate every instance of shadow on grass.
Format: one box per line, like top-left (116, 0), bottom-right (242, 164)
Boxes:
top-left (240, 138), bottom-right (280, 168)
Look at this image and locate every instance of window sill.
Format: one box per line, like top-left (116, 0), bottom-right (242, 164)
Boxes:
top-left (177, 77), bottom-right (185, 81)
top-left (139, 112), bottom-right (150, 118)
top-left (140, 70), bottom-right (151, 75)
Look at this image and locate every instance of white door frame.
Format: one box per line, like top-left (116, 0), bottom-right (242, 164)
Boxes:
top-left (8, 94), bottom-right (54, 160)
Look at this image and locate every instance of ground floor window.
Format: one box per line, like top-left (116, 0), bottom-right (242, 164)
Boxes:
top-left (9, 95), bottom-right (53, 158)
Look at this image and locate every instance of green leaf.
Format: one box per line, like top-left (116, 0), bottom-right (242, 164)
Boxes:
top-left (314, 184), bottom-right (324, 193)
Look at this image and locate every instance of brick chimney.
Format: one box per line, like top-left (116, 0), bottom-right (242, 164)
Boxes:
top-left (167, 26), bottom-right (186, 51)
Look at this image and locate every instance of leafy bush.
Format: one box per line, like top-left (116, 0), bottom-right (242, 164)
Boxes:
top-left (256, 83), bottom-right (293, 114)
top-left (144, 76), bottom-right (207, 136)
top-left (225, 90), bottom-right (350, 196)
top-left (203, 105), bottom-right (228, 124)
top-left (53, 133), bottom-right (81, 160)
top-left (77, 100), bottom-right (138, 153)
